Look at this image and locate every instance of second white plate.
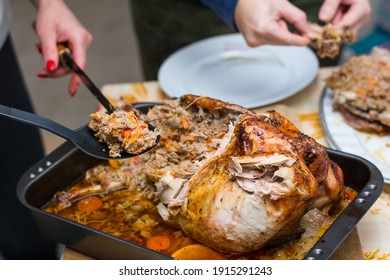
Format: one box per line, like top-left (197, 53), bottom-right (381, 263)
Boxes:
top-left (158, 34), bottom-right (319, 109)
top-left (320, 87), bottom-right (390, 183)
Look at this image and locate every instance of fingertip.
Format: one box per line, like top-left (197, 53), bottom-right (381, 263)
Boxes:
top-left (69, 74), bottom-right (80, 97)
top-left (319, 3), bottom-right (337, 23)
top-left (288, 33), bottom-right (311, 46)
top-left (69, 86), bottom-right (77, 97)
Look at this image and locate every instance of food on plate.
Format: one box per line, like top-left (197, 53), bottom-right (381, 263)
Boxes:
top-left (325, 47), bottom-right (390, 134)
top-left (88, 110), bottom-right (159, 157)
top-left (306, 23), bottom-right (356, 58)
top-left (46, 95), bottom-right (348, 258)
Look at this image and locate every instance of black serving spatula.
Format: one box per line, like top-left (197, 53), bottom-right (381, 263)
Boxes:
top-left (0, 104), bottom-right (159, 160)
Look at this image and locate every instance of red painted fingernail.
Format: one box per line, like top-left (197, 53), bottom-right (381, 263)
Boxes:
top-left (69, 87), bottom-right (78, 97)
top-left (35, 43), bottom-right (42, 54)
top-left (46, 60), bottom-right (56, 71)
top-left (37, 73), bottom-right (48, 78)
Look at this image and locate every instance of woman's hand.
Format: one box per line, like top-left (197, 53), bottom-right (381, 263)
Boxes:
top-left (32, 0), bottom-right (93, 96)
top-left (319, 0), bottom-right (371, 32)
top-left (234, 0), bottom-right (311, 47)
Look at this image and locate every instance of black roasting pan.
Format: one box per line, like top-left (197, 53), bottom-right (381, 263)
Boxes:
top-left (16, 103), bottom-right (384, 260)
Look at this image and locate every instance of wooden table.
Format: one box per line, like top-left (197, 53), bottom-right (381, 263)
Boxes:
top-left (62, 67), bottom-right (390, 260)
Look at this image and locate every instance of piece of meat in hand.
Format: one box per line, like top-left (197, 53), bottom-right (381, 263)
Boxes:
top-left (306, 23), bottom-right (357, 58)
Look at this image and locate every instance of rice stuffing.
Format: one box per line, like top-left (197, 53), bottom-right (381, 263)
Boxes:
top-left (88, 110), bottom-right (159, 158)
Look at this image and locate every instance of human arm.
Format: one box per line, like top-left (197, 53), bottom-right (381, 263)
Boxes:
top-left (200, 0), bottom-right (238, 30)
top-left (30, 0), bottom-right (93, 96)
top-left (319, 0), bottom-right (371, 32)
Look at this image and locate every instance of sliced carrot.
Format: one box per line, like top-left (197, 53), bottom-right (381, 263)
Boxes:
top-left (127, 112), bottom-right (140, 124)
top-left (146, 235), bottom-right (171, 252)
top-left (89, 113), bottom-right (99, 119)
top-left (356, 88), bottom-right (367, 95)
top-left (108, 160), bottom-right (121, 169)
top-left (171, 244), bottom-right (226, 260)
top-left (87, 222), bottom-right (101, 229)
top-left (368, 78), bottom-right (377, 92)
top-left (180, 116), bottom-right (190, 129)
top-left (183, 136), bottom-right (195, 142)
top-left (77, 196), bottom-right (103, 212)
top-left (340, 187), bottom-right (357, 201)
top-left (126, 125), bottom-right (142, 145)
top-left (121, 128), bottom-right (133, 138)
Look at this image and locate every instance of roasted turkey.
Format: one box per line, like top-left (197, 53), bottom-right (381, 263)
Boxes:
top-left (56, 95), bottom-right (343, 255)
top-left (156, 97), bottom-right (343, 254)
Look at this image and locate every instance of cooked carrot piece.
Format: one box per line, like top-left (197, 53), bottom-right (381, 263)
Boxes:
top-left (171, 244), bottom-right (226, 260)
top-left (121, 128), bottom-right (133, 138)
top-left (126, 125), bottom-right (142, 145)
top-left (180, 116), bottom-right (190, 129)
top-left (87, 222), bottom-right (101, 229)
top-left (368, 78), bottom-right (377, 92)
top-left (77, 196), bottom-right (103, 212)
top-left (89, 113), bottom-right (99, 119)
top-left (108, 160), bottom-right (121, 169)
top-left (146, 235), bottom-right (171, 252)
top-left (356, 88), bottom-right (367, 95)
top-left (183, 136), bottom-right (195, 141)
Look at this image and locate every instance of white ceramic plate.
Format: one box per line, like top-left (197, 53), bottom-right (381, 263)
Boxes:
top-left (158, 34), bottom-right (319, 108)
top-left (319, 87), bottom-right (390, 183)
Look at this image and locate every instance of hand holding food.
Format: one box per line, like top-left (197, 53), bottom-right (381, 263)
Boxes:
top-left (234, 0), bottom-right (311, 47)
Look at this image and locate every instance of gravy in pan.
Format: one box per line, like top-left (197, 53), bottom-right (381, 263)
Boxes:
top-left (44, 164), bottom-right (355, 260)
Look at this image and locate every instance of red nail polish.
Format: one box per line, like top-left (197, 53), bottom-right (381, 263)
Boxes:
top-left (46, 60), bottom-right (56, 71)
top-left (69, 89), bottom-right (77, 97)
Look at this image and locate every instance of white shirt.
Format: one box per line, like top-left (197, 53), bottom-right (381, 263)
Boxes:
top-left (0, 0), bottom-right (12, 48)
